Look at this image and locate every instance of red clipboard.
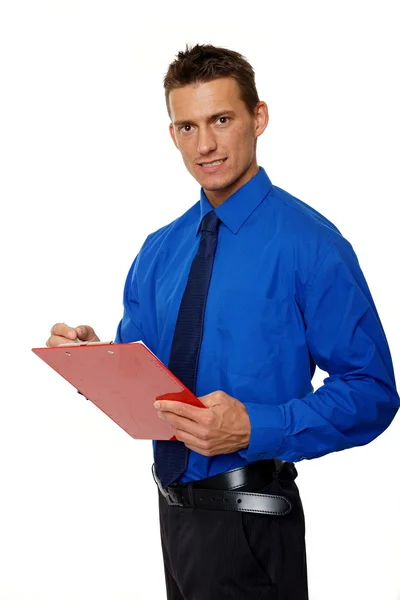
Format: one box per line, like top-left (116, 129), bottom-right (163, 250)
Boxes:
top-left (32, 341), bottom-right (205, 440)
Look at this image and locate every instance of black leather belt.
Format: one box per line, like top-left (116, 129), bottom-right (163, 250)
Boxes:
top-left (152, 460), bottom-right (293, 516)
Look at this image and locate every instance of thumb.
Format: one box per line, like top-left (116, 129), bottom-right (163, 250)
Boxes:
top-left (75, 325), bottom-right (97, 342)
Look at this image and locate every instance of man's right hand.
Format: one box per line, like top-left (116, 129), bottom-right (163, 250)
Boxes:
top-left (45, 323), bottom-right (100, 347)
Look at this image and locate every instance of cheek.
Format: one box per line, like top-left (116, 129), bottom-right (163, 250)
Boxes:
top-left (181, 151), bottom-right (195, 172)
top-left (237, 126), bottom-right (254, 147)
top-left (177, 139), bottom-right (195, 162)
top-left (223, 128), bottom-right (252, 153)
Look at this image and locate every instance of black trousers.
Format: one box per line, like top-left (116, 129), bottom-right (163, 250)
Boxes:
top-left (158, 463), bottom-right (308, 600)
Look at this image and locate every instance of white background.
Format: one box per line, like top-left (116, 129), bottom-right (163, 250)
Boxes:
top-left (1, 1), bottom-right (399, 598)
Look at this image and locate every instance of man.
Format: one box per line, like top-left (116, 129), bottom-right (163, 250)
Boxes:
top-left (46, 44), bottom-right (399, 599)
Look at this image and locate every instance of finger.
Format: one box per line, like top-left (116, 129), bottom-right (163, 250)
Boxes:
top-left (50, 322), bottom-right (77, 341)
top-left (49, 323), bottom-right (99, 343)
top-left (173, 428), bottom-right (213, 448)
top-left (183, 444), bottom-right (217, 456)
top-left (155, 400), bottom-right (208, 422)
top-left (46, 334), bottom-right (78, 347)
top-left (175, 433), bottom-right (216, 456)
top-left (74, 325), bottom-right (98, 342)
top-left (159, 411), bottom-right (210, 439)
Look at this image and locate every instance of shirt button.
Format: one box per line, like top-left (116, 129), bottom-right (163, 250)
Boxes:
top-left (258, 453), bottom-right (266, 457)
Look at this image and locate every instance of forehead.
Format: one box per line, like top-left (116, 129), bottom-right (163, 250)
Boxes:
top-left (169, 77), bottom-right (246, 122)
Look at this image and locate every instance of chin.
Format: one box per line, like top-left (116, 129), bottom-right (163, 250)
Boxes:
top-left (201, 174), bottom-right (236, 192)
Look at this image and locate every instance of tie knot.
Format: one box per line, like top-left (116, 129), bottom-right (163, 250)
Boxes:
top-left (201, 210), bottom-right (220, 233)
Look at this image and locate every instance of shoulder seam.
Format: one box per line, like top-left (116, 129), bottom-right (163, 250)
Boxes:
top-left (272, 186), bottom-right (340, 237)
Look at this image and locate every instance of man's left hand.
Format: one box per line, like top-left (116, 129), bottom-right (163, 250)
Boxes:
top-left (154, 391), bottom-right (251, 456)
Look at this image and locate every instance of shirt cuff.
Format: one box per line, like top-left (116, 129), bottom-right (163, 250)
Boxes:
top-left (238, 403), bottom-right (285, 462)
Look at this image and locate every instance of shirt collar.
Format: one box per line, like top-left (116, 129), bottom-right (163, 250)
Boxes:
top-left (197, 166), bottom-right (273, 235)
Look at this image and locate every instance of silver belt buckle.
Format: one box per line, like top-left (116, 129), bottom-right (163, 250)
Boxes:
top-left (151, 464), bottom-right (184, 507)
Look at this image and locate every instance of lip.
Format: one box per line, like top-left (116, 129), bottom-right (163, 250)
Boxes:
top-left (196, 158), bottom-right (227, 173)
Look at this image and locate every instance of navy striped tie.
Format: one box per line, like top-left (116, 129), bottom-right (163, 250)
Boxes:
top-left (155, 210), bottom-right (221, 488)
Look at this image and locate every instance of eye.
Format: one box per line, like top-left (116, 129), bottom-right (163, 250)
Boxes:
top-left (216, 116), bottom-right (230, 125)
top-left (179, 124), bottom-right (193, 133)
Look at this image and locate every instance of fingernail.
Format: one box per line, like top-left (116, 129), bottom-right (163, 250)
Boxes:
top-left (154, 401), bottom-right (160, 409)
top-left (158, 412), bottom-right (164, 419)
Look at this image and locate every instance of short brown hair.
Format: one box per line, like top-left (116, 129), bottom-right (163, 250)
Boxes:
top-left (164, 44), bottom-right (259, 117)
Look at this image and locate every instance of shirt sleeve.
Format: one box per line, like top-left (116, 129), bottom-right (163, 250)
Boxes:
top-left (79, 245), bottom-right (146, 400)
top-left (240, 241), bottom-right (399, 463)
top-left (115, 253), bottom-right (146, 344)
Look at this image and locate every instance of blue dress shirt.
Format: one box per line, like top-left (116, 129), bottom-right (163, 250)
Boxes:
top-left (115, 167), bottom-right (399, 483)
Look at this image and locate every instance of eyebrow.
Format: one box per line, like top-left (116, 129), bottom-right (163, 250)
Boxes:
top-left (173, 110), bottom-right (235, 128)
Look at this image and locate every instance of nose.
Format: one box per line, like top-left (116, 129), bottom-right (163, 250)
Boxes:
top-left (196, 126), bottom-right (217, 155)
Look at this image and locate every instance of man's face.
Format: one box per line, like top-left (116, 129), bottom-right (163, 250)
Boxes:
top-left (168, 77), bottom-right (268, 206)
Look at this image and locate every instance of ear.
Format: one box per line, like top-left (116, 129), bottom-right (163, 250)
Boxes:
top-left (169, 123), bottom-right (179, 149)
top-left (254, 101), bottom-right (269, 139)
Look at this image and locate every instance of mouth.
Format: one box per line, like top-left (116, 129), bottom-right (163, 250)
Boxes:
top-left (197, 158), bottom-right (227, 172)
